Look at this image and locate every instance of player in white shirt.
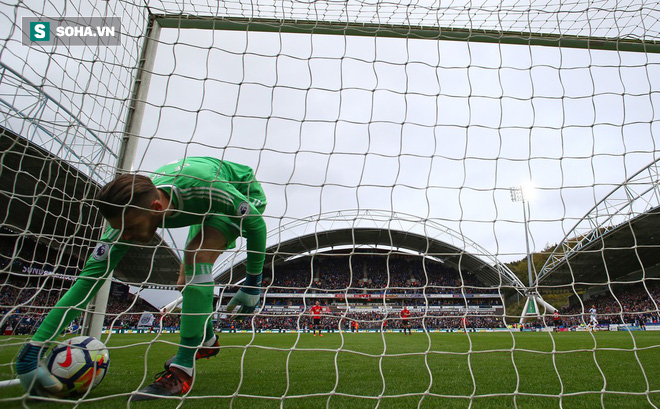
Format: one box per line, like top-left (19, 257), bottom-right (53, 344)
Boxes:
top-left (588, 305), bottom-right (598, 330)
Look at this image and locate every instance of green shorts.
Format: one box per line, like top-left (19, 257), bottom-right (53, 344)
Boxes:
top-left (185, 181), bottom-right (267, 249)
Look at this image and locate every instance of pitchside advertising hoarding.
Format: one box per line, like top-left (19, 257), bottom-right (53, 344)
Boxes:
top-left (22, 17), bottom-right (121, 46)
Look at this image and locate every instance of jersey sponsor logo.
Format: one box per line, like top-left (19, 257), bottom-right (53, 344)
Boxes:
top-left (92, 243), bottom-right (110, 261)
top-left (237, 201), bottom-right (250, 216)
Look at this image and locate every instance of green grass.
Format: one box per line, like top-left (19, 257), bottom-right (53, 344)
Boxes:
top-left (1, 331), bottom-right (660, 408)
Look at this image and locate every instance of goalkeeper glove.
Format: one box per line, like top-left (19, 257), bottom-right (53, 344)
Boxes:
top-left (226, 271), bottom-right (261, 319)
top-left (226, 288), bottom-right (260, 318)
top-left (16, 342), bottom-right (63, 396)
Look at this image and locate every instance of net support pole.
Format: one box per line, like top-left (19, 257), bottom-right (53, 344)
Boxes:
top-left (519, 293), bottom-right (539, 324)
top-left (82, 17), bottom-right (162, 339)
top-left (519, 292), bottom-right (556, 324)
top-left (536, 295), bottom-right (557, 314)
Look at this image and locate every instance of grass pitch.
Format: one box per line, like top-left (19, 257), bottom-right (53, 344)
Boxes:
top-left (1, 330), bottom-right (659, 408)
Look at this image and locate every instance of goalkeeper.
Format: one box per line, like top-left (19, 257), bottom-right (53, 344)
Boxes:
top-left (15, 157), bottom-right (267, 401)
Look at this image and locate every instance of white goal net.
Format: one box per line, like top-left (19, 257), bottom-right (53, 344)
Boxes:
top-left (1, 0), bottom-right (660, 407)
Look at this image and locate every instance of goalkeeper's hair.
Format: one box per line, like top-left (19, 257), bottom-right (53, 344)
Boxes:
top-left (96, 174), bottom-right (159, 219)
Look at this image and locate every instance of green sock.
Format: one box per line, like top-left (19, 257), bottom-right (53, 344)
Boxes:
top-left (173, 263), bottom-right (214, 369)
top-left (204, 321), bottom-right (215, 345)
top-left (33, 274), bottom-right (108, 342)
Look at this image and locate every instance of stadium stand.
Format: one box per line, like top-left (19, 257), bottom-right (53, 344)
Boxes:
top-left (554, 281), bottom-right (660, 328)
top-left (0, 226), bottom-right (159, 335)
top-left (211, 252), bottom-right (506, 333)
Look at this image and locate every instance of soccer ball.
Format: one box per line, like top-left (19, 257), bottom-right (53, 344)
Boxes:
top-left (46, 336), bottom-right (110, 397)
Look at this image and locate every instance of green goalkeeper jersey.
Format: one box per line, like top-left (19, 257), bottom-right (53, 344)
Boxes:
top-left (91, 156), bottom-right (267, 276)
top-left (31, 157), bottom-right (267, 342)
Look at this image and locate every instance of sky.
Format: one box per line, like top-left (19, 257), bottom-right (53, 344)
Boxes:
top-left (132, 27), bottom-right (660, 255)
top-left (125, 25), bottom-right (660, 308)
top-left (2, 0), bottom-right (660, 309)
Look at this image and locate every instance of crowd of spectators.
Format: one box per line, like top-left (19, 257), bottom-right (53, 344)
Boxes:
top-left (213, 309), bottom-right (506, 332)
top-left (550, 281), bottom-right (660, 327)
top-left (0, 250), bottom-right (510, 334)
top-left (4, 235), bottom-right (659, 334)
top-left (102, 292), bottom-right (159, 329)
top-left (255, 298), bottom-right (502, 309)
top-left (220, 278), bottom-right (660, 332)
top-left (0, 274), bottom-right (157, 335)
top-left (262, 253), bottom-right (496, 295)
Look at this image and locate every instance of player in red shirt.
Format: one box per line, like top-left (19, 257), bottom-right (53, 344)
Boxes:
top-left (461, 316), bottom-right (469, 332)
top-left (552, 310), bottom-right (562, 332)
top-left (351, 320), bottom-right (359, 333)
top-left (310, 301), bottom-right (323, 337)
top-left (400, 305), bottom-right (411, 335)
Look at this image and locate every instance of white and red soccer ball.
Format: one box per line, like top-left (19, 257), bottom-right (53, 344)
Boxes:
top-left (46, 336), bottom-right (110, 397)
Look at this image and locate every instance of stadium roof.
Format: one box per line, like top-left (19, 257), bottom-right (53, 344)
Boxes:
top-left (538, 159), bottom-right (660, 287)
top-left (0, 127), bottom-right (180, 285)
top-left (213, 225), bottom-right (522, 289)
top-left (536, 206), bottom-right (660, 286)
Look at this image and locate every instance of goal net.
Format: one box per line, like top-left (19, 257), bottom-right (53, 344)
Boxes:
top-left (1, 0), bottom-right (660, 407)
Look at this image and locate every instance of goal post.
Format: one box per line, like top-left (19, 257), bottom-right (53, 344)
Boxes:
top-left (154, 14), bottom-right (660, 54)
top-left (82, 17), bottom-right (163, 340)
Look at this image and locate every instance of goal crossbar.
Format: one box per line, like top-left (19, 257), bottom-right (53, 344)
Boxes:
top-left (153, 14), bottom-right (660, 54)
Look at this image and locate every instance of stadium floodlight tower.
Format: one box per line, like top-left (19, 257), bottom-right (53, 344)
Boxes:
top-left (510, 184), bottom-right (556, 323)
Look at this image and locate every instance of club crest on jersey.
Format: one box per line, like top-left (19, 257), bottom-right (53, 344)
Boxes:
top-left (92, 243), bottom-right (110, 261)
top-left (237, 201), bottom-right (250, 216)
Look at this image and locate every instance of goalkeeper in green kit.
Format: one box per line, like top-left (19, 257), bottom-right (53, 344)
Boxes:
top-left (15, 157), bottom-right (267, 400)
